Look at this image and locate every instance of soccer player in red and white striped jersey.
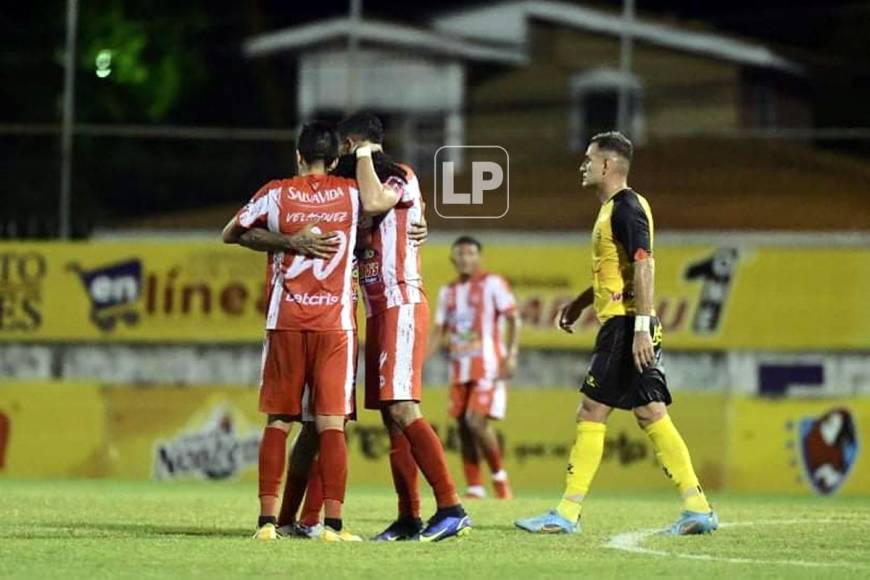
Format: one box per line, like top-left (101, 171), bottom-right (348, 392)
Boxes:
top-left (430, 236), bottom-right (521, 500)
top-left (222, 121), bottom-right (397, 542)
top-left (340, 113), bottom-right (469, 542)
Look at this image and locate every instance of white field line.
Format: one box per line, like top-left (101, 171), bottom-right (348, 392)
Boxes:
top-left (605, 519), bottom-right (869, 570)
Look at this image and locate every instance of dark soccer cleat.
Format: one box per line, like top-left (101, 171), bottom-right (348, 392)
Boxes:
top-left (372, 517), bottom-right (424, 541)
top-left (418, 508), bottom-right (472, 542)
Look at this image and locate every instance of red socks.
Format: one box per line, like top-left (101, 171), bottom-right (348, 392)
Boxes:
top-left (301, 456), bottom-right (324, 526)
top-left (258, 427), bottom-right (288, 515)
top-left (403, 418), bottom-right (459, 508)
top-left (483, 445), bottom-right (504, 475)
top-left (318, 429), bottom-right (348, 511)
top-left (389, 431), bottom-right (421, 519)
top-left (463, 459), bottom-right (483, 487)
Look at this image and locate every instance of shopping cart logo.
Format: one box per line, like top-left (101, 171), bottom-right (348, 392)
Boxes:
top-left (67, 259), bottom-right (143, 332)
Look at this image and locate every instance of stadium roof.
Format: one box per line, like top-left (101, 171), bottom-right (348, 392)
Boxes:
top-left (433, 1), bottom-right (801, 73)
top-left (243, 17), bottom-right (528, 65)
top-left (244, 2), bottom-right (800, 74)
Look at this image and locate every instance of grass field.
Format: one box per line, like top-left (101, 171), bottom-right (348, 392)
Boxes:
top-left (1, 480), bottom-right (869, 579)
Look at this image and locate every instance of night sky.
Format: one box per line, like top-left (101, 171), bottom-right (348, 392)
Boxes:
top-left (1, 0), bottom-right (867, 235)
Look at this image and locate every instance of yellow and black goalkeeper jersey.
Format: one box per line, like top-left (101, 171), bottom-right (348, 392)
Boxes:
top-left (591, 188), bottom-right (655, 322)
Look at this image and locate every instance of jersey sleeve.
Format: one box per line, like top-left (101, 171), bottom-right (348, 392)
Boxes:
top-left (434, 286), bottom-right (449, 326)
top-left (236, 180), bottom-right (279, 230)
top-left (490, 275), bottom-right (517, 315)
top-left (611, 193), bottom-right (652, 262)
top-left (381, 173), bottom-right (415, 210)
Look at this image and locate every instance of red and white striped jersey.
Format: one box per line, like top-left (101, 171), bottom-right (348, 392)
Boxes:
top-left (357, 166), bottom-right (426, 317)
top-left (434, 272), bottom-right (517, 383)
top-left (235, 174), bottom-right (360, 332)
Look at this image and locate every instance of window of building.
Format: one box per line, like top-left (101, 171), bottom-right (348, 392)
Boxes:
top-left (569, 69), bottom-right (644, 150)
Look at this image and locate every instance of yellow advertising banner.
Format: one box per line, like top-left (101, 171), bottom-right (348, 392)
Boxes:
top-left (0, 381), bottom-right (725, 493)
top-left (0, 241), bottom-right (868, 349)
top-left (728, 396), bottom-right (869, 496)
top-left (0, 382), bottom-right (107, 477)
top-left (5, 382), bottom-right (869, 496)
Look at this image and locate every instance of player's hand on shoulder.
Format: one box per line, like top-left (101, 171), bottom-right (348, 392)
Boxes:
top-left (288, 221), bottom-right (341, 259)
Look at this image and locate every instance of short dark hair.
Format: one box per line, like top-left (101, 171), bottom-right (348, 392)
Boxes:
top-left (452, 235), bottom-right (482, 251)
top-left (337, 112), bottom-right (385, 144)
top-left (589, 131), bottom-right (633, 162)
top-left (297, 121), bottom-right (339, 165)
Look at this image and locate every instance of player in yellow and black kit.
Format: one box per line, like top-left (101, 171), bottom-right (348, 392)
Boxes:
top-left (516, 132), bottom-right (718, 536)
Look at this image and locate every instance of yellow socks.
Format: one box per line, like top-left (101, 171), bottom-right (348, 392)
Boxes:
top-left (644, 415), bottom-right (711, 513)
top-left (555, 421), bottom-right (606, 522)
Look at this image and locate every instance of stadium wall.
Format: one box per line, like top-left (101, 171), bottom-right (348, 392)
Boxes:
top-left (0, 382), bottom-right (866, 497)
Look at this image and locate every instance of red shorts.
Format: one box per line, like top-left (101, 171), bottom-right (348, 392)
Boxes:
top-left (448, 378), bottom-right (508, 420)
top-left (259, 330), bottom-right (357, 419)
top-left (364, 302), bottom-right (428, 410)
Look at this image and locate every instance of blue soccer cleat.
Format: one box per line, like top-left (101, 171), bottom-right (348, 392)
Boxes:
top-left (418, 512), bottom-right (472, 542)
top-left (373, 518), bottom-right (424, 542)
top-left (515, 510), bottom-right (580, 534)
top-left (664, 510), bottom-right (719, 535)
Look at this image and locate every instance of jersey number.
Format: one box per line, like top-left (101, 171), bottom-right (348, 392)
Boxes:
top-left (284, 228), bottom-right (348, 281)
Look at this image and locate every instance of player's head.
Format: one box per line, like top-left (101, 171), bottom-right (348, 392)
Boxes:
top-left (296, 121), bottom-right (339, 174)
top-left (332, 111), bottom-right (407, 184)
top-left (579, 131), bottom-right (632, 189)
top-left (450, 235), bottom-right (482, 277)
top-left (337, 112), bottom-right (384, 155)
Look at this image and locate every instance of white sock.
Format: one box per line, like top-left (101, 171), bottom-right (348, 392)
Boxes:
top-left (466, 485), bottom-right (486, 497)
top-left (492, 469), bottom-right (508, 483)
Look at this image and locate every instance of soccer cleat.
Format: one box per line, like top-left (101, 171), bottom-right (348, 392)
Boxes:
top-left (493, 479), bottom-right (513, 500)
top-left (320, 526), bottom-right (363, 542)
top-left (664, 510), bottom-right (719, 535)
top-left (373, 518), bottom-right (424, 541)
top-left (252, 522), bottom-right (278, 541)
top-left (277, 522), bottom-right (323, 539)
top-left (514, 510), bottom-right (580, 534)
top-left (418, 512), bottom-right (472, 542)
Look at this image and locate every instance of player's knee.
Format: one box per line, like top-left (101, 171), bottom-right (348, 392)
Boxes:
top-left (464, 411), bottom-right (488, 435)
top-left (577, 398), bottom-right (610, 423)
top-left (266, 415), bottom-right (292, 432)
top-left (386, 401), bottom-right (421, 429)
top-left (314, 414), bottom-right (345, 433)
top-left (633, 402), bottom-right (667, 428)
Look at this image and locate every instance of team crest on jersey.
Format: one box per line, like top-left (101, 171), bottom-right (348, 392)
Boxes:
top-left (359, 248), bottom-right (381, 285)
top-left (791, 407), bottom-right (859, 495)
top-left (67, 259), bottom-right (142, 332)
top-left (154, 406), bottom-right (260, 481)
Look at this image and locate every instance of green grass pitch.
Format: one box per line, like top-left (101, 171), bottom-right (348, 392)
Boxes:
top-left (1, 480), bottom-right (869, 579)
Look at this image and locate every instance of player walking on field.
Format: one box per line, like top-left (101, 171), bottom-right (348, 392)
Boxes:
top-left (429, 236), bottom-right (520, 500)
top-left (515, 132), bottom-right (719, 535)
top-left (222, 122), bottom-right (398, 542)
